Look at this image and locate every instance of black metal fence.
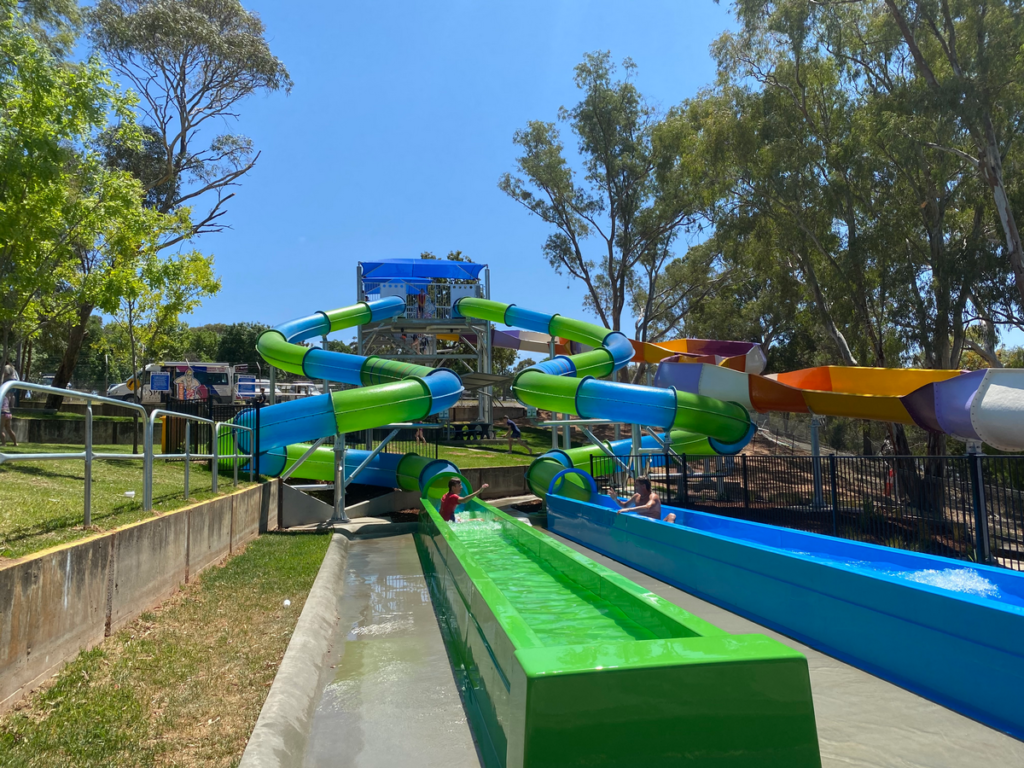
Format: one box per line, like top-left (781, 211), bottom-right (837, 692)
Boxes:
top-left (343, 427), bottom-right (439, 460)
top-left (162, 397), bottom-right (258, 459)
top-left (589, 453), bottom-right (1024, 572)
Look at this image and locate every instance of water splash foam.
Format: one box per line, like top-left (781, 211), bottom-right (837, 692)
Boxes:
top-left (900, 568), bottom-right (1000, 599)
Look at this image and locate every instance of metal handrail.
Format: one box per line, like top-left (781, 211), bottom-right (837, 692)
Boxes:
top-left (147, 409), bottom-right (254, 503)
top-left (0, 382), bottom-right (254, 528)
top-left (0, 381), bottom-right (152, 526)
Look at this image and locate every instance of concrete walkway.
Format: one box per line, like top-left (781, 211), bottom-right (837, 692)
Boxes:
top-left (302, 536), bottom-right (481, 768)
top-left (543, 529), bottom-right (1024, 768)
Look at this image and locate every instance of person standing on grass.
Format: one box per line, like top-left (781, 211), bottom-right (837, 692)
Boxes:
top-left (505, 417), bottom-right (532, 454)
top-left (3, 363), bottom-right (19, 408)
top-left (439, 478), bottom-right (489, 522)
top-left (1, 393), bottom-right (16, 446)
top-left (614, 476), bottom-right (673, 523)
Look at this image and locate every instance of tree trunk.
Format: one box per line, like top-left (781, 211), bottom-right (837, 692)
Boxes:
top-left (793, 249), bottom-right (859, 366)
top-left (980, 114), bottom-right (1024, 308)
top-left (45, 303), bottom-right (94, 409)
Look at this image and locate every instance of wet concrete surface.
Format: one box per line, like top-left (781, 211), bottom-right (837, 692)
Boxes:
top-left (302, 536), bottom-right (481, 768)
top-left (544, 529), bottom-right (1024, 768)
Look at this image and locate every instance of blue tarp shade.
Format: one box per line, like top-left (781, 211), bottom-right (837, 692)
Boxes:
top-left (360, 258), bottom-right (486, 281)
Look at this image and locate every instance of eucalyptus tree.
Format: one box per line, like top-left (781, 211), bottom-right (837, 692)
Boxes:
top-left (88, 0), bottom-right (292, 235)
top-left (500, 52), bottom-right (696, 337)
top-left (731, 0), bottom-right (1024, 322)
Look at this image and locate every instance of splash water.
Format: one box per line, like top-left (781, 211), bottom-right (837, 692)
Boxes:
top-left (794, 552), bottom-right (1005, 601)
top-left (901, 568), bottom-right (1001, 599)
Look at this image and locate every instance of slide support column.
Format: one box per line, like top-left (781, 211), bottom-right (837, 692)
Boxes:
top-left (334, 434), bottom-right (348, 522)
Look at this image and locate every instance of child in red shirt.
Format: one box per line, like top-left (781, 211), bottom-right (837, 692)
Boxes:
top-left (439, 477), bottom-right (489, 522)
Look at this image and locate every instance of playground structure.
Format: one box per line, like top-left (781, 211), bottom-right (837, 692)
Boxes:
top-left (236, 260), bottom-right (1024, 765)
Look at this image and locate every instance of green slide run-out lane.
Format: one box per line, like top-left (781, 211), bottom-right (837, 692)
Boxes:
top-left (417, 499), bottom-right (821, 768)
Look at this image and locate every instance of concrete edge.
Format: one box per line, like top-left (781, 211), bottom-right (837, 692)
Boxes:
top-left (239, 534), bottom-right (349, 768)
top-left (0, 481), bottom-right (265, 571)
top-left (333, 521), bottom-right (419, 540)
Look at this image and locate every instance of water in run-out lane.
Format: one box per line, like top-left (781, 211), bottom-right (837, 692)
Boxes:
top-left (451, 520), bottom-right (657, 646)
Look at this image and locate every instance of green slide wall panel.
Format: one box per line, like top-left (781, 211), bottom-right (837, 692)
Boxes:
top-left (567, 349), bottom-right (614, 379)
top-left (324, 303), bottom-right (372, 331)
top-left (329, 379), bottom-right (430, 434)
top-left (416, 501), bottom-right (822, 768)
top-left (256, 331), bottom-right (307, 375)
top-left (513, 370), bottom-right (579, 413)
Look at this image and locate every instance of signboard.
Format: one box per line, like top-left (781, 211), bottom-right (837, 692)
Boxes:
top-left (235, 364), bottom-right (249, 373)
top-left (237, 375), bottom-right (256, 399)
top-left (150, 372), bottom-right (170, 392)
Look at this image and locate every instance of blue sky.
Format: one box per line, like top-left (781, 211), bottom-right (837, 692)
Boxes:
top-left (181, 0), bottom-right (739, 340)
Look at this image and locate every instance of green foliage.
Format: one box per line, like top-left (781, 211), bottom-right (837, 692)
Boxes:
top-left (102, 249), bottom-right (221, 388)
top-left (215, 321), bottom-right (271, 372)
top-left (0, 2), bottom-right (163, 363)
top-left (655, 0), bottom-right (1018, 384)
top-left (500, 52), bottom-right (701, 335)
top-left (88, 0), bottom-right (292, 233)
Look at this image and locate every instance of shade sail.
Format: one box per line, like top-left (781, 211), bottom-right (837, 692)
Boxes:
top-left (360, 258), bottom-right (486, 281)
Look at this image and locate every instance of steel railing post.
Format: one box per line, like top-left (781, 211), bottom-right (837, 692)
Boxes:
top-left (144, 413), bottom-right (154, 511)
top-left (184, 421), bottom-right (191, 501)
top-left (212, 425), bottom-right (219, 495)
top-left (84, 404), bottom-right (92, 528)
top-left (233, 427), bottom-right (239, 487)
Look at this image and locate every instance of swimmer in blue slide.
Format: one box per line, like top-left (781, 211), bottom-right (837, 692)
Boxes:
top-left (614, 476), bottom-right (675, 523)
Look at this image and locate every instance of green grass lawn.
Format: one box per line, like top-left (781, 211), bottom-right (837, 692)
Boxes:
top-left (0, 532), bottom-right (331, 768)
top-left (435, 425), bottom-right (581, 468)
top-left (0, 443), bottom-right (256, 560)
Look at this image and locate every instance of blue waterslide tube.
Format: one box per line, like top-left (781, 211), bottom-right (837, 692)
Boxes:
top-left (576, 379), bottom-right (679, 428)
top-left (239, 297), bottom-right (463, 488)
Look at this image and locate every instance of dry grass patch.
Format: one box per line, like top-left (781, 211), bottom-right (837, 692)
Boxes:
top-left (0, 532), bottom-right (331, 768)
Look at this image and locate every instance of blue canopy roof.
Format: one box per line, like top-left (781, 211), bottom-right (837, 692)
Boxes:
top-left (360, 258), bottom-right (486, 281)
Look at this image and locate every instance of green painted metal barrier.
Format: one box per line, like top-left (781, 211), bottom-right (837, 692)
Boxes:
top-left (416, 500), bottom-right (822, 768)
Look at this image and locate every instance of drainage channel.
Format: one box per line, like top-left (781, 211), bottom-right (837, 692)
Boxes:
top-left (302, 535), bottom-right (482, 768)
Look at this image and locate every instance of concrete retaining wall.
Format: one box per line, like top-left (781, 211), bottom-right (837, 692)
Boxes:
top-left (461, 465), bottom-right (530, 499)
top-left (10, 417), bottom-right (162, 446)
top-left (0, 480), bottom-right (279, 713)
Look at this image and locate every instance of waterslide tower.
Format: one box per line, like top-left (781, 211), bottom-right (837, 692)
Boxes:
top-left (355, 259), bottom-right (500, 428)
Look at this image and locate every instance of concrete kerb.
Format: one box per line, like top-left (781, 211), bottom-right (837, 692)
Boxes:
top-left (239, 534), bottom-right (350, 768)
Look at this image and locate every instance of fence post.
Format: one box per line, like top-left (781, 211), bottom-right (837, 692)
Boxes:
top-left (741, 454), bottom-right (749, 510)
top-left (968, 450), bottom-right (992, 563)
top-left (84, 404), bottom-right (93, 528)
top-left (681, 453), bottom-right (689, 507)
top-left (184, 420), bottom-right (190, 501)
top-left (665, 452), bottom-right (671, 499)
top-left (829, 454), bottom-right (839, 536)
